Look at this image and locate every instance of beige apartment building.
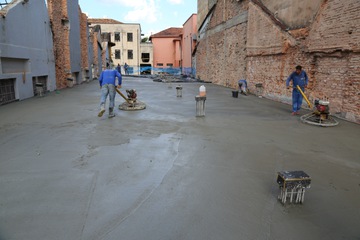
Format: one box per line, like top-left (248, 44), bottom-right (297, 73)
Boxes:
top-left (88, 18), bottom-right (153, 75)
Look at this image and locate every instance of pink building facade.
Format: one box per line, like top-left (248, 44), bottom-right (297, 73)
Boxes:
top-left (182, 14), bottom-right (197, 77)
top-left (150, 28), bottom-right (183, 74)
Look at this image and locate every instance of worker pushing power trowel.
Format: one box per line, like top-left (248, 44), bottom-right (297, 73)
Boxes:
top-left (97, 65), bottom-right (146, 118)
top-left (286, 65), bottom-right (338, 126)
top-left (97, 66), bottom-right (122, 118)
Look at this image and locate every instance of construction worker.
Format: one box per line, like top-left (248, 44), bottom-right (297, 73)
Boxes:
top-left (286, 65), bottom-right (309, 115)
top-left (98, 65), bottom-right (122, 118)
top-left (238, 79), bottom-right (248, 95)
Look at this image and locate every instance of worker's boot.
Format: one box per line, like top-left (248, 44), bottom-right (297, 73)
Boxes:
top-left (98, 104), bottom-right (105, 117)
top-left (108, 107), bottom-right (115, 118)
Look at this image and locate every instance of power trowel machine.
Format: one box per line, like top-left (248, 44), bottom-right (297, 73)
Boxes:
top-left (116, 88), bottom-right (146, 111)
top-left (296, 86), bottom-right (338, 127)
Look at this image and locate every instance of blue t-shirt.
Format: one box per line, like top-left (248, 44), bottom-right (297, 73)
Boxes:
top-left (286, 70), bottom-right (308, 89)
top-left (238, 79), bottom-right (247, 87)
top-left (99, 69), bottom-right (122, 87)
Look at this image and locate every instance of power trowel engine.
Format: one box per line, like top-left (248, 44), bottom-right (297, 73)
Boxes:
top-left (314, 99), bottom-right (330, 120)
top-left (126, 89), bottom-right (137, 102)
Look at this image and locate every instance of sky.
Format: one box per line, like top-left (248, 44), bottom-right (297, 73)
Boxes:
top-left (78, 0), bottom-right (197, 37)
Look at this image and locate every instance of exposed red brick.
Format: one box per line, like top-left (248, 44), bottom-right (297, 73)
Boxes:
top-left (196, 0), bottom-right (360, 123)
top-left (80, 10), bottom-right (89, 70)
top-left (47, 0), bottom-right (71, 89)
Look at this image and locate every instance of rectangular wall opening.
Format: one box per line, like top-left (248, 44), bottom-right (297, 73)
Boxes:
top-left (32, 76), bottom-right (48, 96)
top-left (0, 79), bottom-right (16, 105)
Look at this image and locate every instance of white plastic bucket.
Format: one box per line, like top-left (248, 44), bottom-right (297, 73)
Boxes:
top-left (199, 85), bottom-right (206, 97)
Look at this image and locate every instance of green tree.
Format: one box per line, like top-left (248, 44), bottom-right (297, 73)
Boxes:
top-left (141, 37), bottom-right (149, 43)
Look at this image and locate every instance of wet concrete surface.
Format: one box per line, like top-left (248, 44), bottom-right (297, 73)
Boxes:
top-left (0, 77), bottom-right (359, 240)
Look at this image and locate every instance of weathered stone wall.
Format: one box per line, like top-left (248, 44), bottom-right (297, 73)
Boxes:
top-left (196, 0), bottom-right (360, 123)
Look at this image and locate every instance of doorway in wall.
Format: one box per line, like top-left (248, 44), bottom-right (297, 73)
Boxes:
top-left (32, 76), bottom-right (48, 96)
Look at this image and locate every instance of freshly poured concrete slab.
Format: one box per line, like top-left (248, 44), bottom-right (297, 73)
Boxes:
top-left (0, 171), bottom-right (96, 240)
top-left (0, 77), bottom-right (359, 240)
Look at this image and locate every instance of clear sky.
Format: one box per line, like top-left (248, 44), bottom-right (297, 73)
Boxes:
top-left (78, 0), bottom-right (197, 38)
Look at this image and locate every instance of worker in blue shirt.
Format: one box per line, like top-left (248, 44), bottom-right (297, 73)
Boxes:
top-left (98, 65), bottom-right (122, 118)
top-left (286, 65), bottom-right (308, 115)
top-left (238, 79), bottom-right (248, 95)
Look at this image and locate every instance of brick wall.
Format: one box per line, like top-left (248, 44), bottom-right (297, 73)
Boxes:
top-left (47, 0), bottom-right (71, 89)
top-left (80, 11), bottom-right (89, 73)
top-left (306, 0), bottom-right (360, 52)
top-left (91, 29), bottom-right (101, 78)
top-left (196, 0), bottom-right (360, 123)
top-left (196, 0), bottom-right (248, 88)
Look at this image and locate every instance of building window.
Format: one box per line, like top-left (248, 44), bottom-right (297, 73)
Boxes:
top-left (167, 63), bottom-right (173, 67)
top-left (114, 32), bottom-right (120, 41)
top-left (127, 32), bottom-right (133, 42)
top-left (141, 53), bottom-right (150, 63)
top-left (127, 50), bottom-right (133, 59)
top-left (157, 63), bottom-right (163, 66)
top-left (0, 79), bottom-right (16, 104)
top-left (115, 50), bottom-right (121, 59)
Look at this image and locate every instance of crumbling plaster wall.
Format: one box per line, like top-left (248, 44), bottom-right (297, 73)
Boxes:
top-left (260, 0), bottom-right (323, 28)
top-left (197, 0), bottom-right (360, 123)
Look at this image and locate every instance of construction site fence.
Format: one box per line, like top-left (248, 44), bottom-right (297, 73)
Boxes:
top-left (122, 66), bottom-right (196, 77)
